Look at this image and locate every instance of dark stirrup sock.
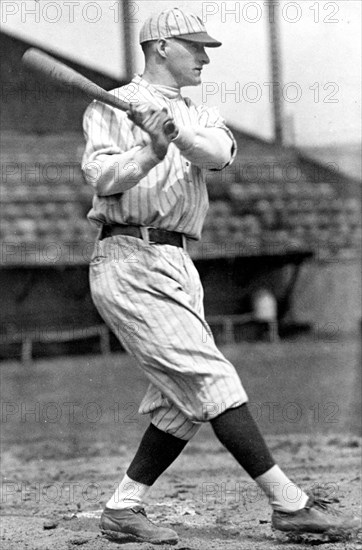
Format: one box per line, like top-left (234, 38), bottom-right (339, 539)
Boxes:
top-left (127, 423), bottom-right (188, 485)
top-left (211, 404), bottom-right (275, 479)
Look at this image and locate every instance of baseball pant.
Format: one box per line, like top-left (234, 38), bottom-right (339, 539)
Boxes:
top-left (89, 235), bottom-right (248, 440)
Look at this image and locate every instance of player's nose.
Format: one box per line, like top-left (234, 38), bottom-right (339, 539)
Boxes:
top-left (201, 49), bottom-right (210, 65)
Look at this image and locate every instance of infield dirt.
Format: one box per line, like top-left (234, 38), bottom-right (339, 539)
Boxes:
top-left (1, 338), bottom-right (361, 549)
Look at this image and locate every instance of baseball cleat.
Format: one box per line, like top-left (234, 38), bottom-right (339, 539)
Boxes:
top-left (272, 496), bottom-right (361, 543)
top-left (99, 505), bottom-right (179, 545)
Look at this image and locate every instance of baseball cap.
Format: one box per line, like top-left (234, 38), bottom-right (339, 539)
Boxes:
top-left (139, 7), bottom-right (222, 48)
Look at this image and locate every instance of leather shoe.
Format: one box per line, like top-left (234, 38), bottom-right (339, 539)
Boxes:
top-left (99, 505), bottom-right (179, 545)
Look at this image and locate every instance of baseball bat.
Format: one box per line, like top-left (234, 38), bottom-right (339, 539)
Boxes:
top-left (21, 48), bottom-right (178, 138)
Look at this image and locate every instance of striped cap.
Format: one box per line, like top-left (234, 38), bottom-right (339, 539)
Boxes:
top-left (139, 8), bottom-right (221, 48)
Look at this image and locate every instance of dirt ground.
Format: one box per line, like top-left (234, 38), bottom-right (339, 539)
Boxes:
top-left (1, 338), bottom-right (361, 550)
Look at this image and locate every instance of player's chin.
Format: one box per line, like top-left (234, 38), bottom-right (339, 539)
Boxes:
top-left (186, 73), bottom-right (202, 86)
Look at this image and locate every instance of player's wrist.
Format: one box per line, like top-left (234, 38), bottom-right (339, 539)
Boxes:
top-left (152, 142), bottom-right (168, 160)
top-left (136, 143), bottom-right (164, 170)
top-left (171, 126), bottom-right (196, 151)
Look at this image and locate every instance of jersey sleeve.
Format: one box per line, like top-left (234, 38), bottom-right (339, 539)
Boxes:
top-left (171, 99), bottom-right (237, 171)
top-left (196, 103), bottom-right (237, 166)
top-left (81, 98), bottom-right (160, 196)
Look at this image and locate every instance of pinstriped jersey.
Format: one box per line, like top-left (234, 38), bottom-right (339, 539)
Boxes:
top-left (82, 75), bottom-right (236, 240)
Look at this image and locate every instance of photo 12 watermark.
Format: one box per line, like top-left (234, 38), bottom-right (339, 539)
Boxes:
top-left (201, 2), bottom-right (341, 24)
top-left (200, 400), bottom-right (340, 424)
top-left (1, 1), bottom-right (140, 25)
top-left (1, 399), bottom-right (141, 424)
top-left (202, 81), bottom-right (340, 104)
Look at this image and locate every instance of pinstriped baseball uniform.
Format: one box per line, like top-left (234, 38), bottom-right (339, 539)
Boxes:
top-left (82, 76), bottom-right (248, 440)
top-left (82, 75), bottom-right (236, 239)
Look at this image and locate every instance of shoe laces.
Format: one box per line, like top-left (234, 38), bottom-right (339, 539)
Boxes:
top-left (133, 506), bottom-right (157, 525)
top-left (132, 506), bottom-right (146, 516)
top-left (308, 497), bottom-right (341, 517)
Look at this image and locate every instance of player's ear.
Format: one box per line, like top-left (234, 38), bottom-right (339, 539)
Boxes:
top-left (156, 39), bottom-right (168, 59)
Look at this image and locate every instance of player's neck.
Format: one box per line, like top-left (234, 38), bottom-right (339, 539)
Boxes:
top-left (142, 66), bottom-right (181, 90)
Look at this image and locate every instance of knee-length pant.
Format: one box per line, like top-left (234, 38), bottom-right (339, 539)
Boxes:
top-left (89, 235), bottom-right (248, 440)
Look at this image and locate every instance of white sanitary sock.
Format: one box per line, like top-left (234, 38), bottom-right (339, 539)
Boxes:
top-left (106, 474), bottom-right (151, 510)
top-left (255, 465), bottom-right (309, 512)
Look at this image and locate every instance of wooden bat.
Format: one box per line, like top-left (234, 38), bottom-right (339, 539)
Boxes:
top-left (21, 48), bottom-right (178, 138)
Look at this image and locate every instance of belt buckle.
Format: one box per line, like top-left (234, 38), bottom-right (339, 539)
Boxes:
top-left (140, 226), bottom-right (156, 245)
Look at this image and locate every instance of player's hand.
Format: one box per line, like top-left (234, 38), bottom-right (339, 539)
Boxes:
top-left (127, 103), bottom-right (174, 160)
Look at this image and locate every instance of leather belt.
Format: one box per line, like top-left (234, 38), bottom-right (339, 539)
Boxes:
top-left (99, 224), bottom-right (188, 250)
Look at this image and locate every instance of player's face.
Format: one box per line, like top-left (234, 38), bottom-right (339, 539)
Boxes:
top-left (165, 39), bottom-right (210, 87)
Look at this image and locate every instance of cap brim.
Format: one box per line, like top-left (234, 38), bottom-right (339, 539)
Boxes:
top-left (175, 33), bottom-right (222, 48)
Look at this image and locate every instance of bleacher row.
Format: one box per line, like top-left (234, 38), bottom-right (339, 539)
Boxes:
top-left (1, 132), bottom-right (361, 263)
top-left (199, 191), bottom-right (360, 258)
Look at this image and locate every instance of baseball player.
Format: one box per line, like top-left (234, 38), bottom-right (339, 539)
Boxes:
top-left (82, 8), bottom-right (360, 545)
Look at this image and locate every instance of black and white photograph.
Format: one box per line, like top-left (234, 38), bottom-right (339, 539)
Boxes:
top-left (0, 1), bottom-right (361, 548)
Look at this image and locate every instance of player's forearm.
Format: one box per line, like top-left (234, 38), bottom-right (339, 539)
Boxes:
top-left (172, 126), bottom-right (233, 169)
top-left (82, 144), bottom-right (161, 196)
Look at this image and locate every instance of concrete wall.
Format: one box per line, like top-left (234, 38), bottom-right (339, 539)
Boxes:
top-left (291, 258), bottom-right (361, 334)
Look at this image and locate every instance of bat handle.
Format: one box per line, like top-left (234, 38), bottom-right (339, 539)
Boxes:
top-left (163, 119), bottom-right (179, 140)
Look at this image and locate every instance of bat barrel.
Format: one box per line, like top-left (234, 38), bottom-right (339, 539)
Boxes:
top-left (21, 48), bottom-right (132, 110)
top-left (21, 48), bottom-right (179, 138)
